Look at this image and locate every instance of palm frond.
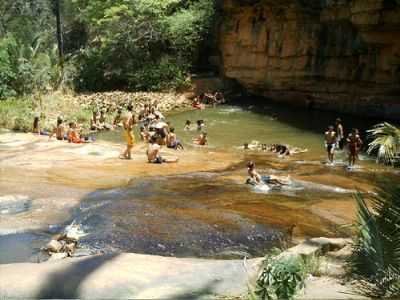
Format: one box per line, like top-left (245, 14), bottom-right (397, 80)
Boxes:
top-left (367, 122), bottom-right (400, 165)
top-left (350, 184), bottom-right (400, 297)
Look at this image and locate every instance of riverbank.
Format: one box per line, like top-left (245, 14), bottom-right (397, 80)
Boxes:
top-left (0, 238), bottom-right (366, 299)
top-left (0, 91), bottom-right (192, 133)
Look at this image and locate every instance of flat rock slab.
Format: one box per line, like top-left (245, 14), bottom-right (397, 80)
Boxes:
top-left (0, 253), bottom-right (262, 299)
top-left (297, 276), bottom-right (367, 300)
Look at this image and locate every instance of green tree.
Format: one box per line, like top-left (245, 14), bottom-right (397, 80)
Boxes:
top-left (71, 0), bottom-right (216, 91)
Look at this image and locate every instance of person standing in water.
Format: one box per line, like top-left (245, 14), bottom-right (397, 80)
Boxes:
top-left (121, 104), bottom-right (135, 160)
top-left (325, 125), bottom-right (337, 164)
top-left (347, 128), bottom-right (363, 167)
top-left (335, 118), bottom-right (345, 150)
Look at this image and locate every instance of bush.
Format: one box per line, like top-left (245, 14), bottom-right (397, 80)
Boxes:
top-left (0, 35), bottom-right (18, 99)
top-left (254, 255), bottom-right (307, 300)
top-left (349, 185), bottom-right (400, 297)
top-left (0, 97), bottom-right (35, 131)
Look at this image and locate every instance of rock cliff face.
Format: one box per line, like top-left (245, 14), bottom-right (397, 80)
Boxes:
top-left (219, 0), bottom-right (400, 119)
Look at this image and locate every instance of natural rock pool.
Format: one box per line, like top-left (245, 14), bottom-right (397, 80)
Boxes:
top-left (1, 102), bottom-right (398, 263)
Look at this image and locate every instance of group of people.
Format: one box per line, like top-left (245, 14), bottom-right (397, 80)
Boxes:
top-left (246, 117), bottom-right (365, 187)
top-left (192, 92), bottom-right (225, 110)
top-left (120, 102), bottom-right (209, 163)
top-left (242, 141), bottom-right (308, 156)
top-left (325, 118), bottom-right (363, 167)
top-left (33, 115), bottom-right (95, 143)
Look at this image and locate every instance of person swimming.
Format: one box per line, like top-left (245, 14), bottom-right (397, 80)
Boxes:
top-left (184, 120), bottom-right (192, 131)
top-left (196, 120), bottom-right (205, 131)
top-left (270, 144), bottom-right (290, 156)
top-left (193, 132), bottom-right (207, 146)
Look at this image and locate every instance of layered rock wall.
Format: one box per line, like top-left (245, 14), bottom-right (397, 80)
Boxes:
top-left (219, 0), bottom-right (400, 118)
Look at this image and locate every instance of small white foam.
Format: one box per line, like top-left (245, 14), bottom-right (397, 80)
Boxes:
top-left (253, 184), bottom-right (271, 193)
top-left (0, 195), bottom-right (29, 203)
top-left (218, 107), bottom-right (243, 114)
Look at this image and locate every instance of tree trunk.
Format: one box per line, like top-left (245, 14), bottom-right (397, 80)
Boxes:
top-left (54, 0), bottom-right (64, 68)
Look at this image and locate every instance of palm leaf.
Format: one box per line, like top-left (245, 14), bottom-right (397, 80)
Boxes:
top-left (367, 122), bottom-right (400, 165)
top-left (351, 185), bottom-right (400, 297)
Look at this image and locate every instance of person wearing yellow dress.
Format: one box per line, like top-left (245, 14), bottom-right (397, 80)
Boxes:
top-left (120, 105), bottom-right (135, 160)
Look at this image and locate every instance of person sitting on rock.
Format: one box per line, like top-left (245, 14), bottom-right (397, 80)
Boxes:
top-left (246, 161), bottom-right (262, 185)
top-left (246, 161), bottom-right (290, 186)
top-left (147, 135), bottom-right (178, 164)
top-left (49, 117), bottom-right (66, 141)
top-left (167, 127), bottom-right (184, 150)
top-left (32, 114), bottom-right (50, 136)
top-left (67, 122), bottom-right (85, 143)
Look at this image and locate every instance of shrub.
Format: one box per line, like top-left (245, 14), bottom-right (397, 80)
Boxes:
top-left (350, 185), bottom-right (400, 297)
top-left (0, 35), bottom-right (18, 99)
top-left (254, 255), bottom-right (307, 300)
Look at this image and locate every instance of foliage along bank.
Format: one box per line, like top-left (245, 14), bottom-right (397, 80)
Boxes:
top-left (0, 0), bottom-right (217, 99)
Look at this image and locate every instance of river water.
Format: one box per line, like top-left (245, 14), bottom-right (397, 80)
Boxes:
top-left (1, 101), bottom-right (398, 263)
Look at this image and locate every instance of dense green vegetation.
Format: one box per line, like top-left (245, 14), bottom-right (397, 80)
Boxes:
top-left (250, 250), bottom-right (322, 300)
top-left (0, 0), bottom-right (217, 99)
top-left (350, 186), bottom-right (400, 298)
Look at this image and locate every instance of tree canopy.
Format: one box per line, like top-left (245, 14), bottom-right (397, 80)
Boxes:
top-left (0, 0), bottom-right (217, 98)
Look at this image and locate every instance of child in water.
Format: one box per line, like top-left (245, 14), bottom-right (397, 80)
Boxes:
top-left (193, 132), bottom-right (207, 146)
top-left (196, 120), bottom-right (205, 131)
top-left (184, 120), bottom-right (192, 131)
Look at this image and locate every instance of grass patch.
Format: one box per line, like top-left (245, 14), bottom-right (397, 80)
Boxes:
top-left (0, 92), bottom-right (93, 132)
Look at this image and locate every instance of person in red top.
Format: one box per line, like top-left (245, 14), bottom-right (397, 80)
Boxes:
top-left (67, 122), bottom-right (84, 143)
top-left (346, 128), bottom-right (363, 167)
